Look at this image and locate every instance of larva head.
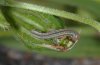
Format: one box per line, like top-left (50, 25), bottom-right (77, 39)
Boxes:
top-left (53, 31), bottom-right (80, 51)
top-left (57, 31), bottom-right (79, 43)
top-left (67, 32), bottom-right (80, 43)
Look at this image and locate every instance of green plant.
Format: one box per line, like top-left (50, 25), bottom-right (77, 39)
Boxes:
top-left (0, 0), bottom-right (100, 58)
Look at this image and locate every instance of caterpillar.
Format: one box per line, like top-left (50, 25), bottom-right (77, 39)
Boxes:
top-left (31, 29), bottom-right (80, 51)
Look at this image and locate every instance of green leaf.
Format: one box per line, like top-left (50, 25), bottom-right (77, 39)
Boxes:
top-left (11, 8), bottom-right (64, 31)
top-left (0, 6), bottom-right (19, 29)
top-left (48, 0), bottom-right (100, 18)
top-left (1, 0), bottom-right (100, 32)
top-left (0, 8), bottom-right (10, 31)
top-left (1, 5), bottom-right (67, 54)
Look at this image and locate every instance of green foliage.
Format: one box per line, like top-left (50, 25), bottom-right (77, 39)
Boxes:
top-left (0, 0), bottom-right (100, 58)
top-left (48, 0), bottom-right (100, 18)
top-left (1, 0), bottom-right (100, 31)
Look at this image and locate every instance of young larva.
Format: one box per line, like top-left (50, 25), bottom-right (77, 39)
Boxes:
top-left (31, 29), bottom-right (80, 51)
